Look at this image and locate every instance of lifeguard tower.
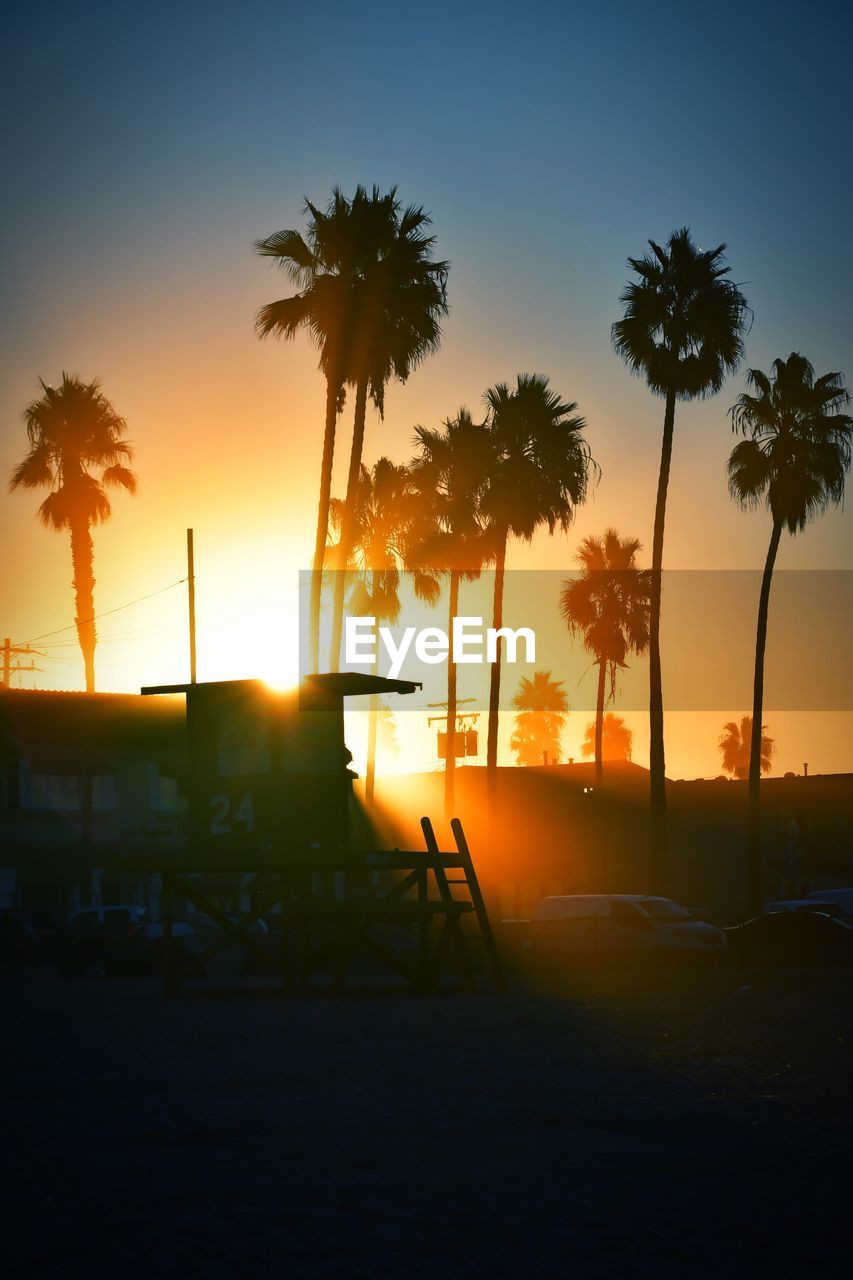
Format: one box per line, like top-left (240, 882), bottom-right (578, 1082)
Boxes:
top-left (141, 673), bottom-right (503, 993)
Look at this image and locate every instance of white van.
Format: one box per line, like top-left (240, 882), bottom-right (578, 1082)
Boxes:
top-left (532, 894), bottom-right (726, 954)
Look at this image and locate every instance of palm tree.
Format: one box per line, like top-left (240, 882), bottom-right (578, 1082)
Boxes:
top-left (728, 352), bottom-right (852, 910)
top-left (560, 530), bottom-right (650, 783)
top-left (582, 712), bottom-right (634, 764)
top-left (482, 374), bottom-right (596, 796)
top-left (510, 671), bottom-right (569, 766)
top-left (719, 716), bottom-right (774, 780)
top-left (10, 374), bottom-right (137, 693)
top-left (256, 187), bottom-right (374, 674)
top-left (328, 188), bottom-right (449, 671)
top-left (612, 228), bottom-right (748, 888)
top-left (408, 409), bottom-right (493, 813)
top-left (328, 456), bottom-right (432, 800)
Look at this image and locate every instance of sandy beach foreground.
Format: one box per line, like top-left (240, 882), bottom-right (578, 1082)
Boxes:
top-left (3, 966), bottom-right (851, 1278)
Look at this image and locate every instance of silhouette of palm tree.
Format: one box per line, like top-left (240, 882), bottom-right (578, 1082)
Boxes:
top-left (612, 228), bottom-right (748, 888)
top-left (510, 671), bottom-right (569, 766)
top-left (482, 374), bottom-right (595, 797)
top-left (10, 374), bottom-right (137, 693)
top-left (328, 188), bottom-right (449, 671)
top-left (256, 187), bottom-right (376, 674)
top-left (408, 408), bottom-right (492, 812)
top-left (582, 712), bottom-right (634, 764)
top-left (728, 352), bottom-right (852, 909)
top-left (560, 530), bottom-right (650, 781)
top-left (719, 715), bottom-right (774, 780)
top-left (329, 456), bottom-right (433, 800)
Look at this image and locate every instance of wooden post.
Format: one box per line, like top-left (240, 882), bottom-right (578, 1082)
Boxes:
top-left (187, 529), bottom-right (197, 685)
top-left (417, 865), bottom-right (429, 988)
top-left (451, 817), bottom-right (506, 992)
top-left (421, 816), bottom-right (475, 992)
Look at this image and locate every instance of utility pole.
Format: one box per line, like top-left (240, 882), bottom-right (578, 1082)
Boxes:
top-left (427, 698), bottom-right (480, 816)
top-left (2, 638), bottom-right (44, 687)
top-left (186, 529), bottom-right (197, 684)
top-left (427, 700), bottom-right (480, 745)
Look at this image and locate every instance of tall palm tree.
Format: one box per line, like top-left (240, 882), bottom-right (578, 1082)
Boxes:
top-left (728, 352), bottom-right (852, 910)
top-left (10, 374), bottom-right (137, 693)
top-left (329, 189), bottom-right (449, 671)
top-left (256, 186), bottom-right (377, 674)
top-left (612, 228), bottom-right (748, 888)
top-left (560, 530), bottom-right (650, 782)
top-left (582, 712), bottom-right (634, 764)
top-left (719, 716), bottom-right (774, 780)
top-left (510, 671), bottom-right (569, 766)
top-left (408, 409), bottom-right (493, 813)
top-left (329, 456), bottom-right (435, 800)
top-left (482, 374), bottom-right (595, 796)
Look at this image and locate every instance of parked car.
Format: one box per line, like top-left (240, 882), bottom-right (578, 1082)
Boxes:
top-left (531, 894), bottom-right (727, 959)
top-left (0, 910), bottom-right (42, 963)
top-left (59, 906), bottom-right (198, 978)
top-left (807, 888), bottom-right (853, 919)
top-left (186, 911), bottom-right (276, 977)
top-left (724, 910), bottom-right (853, 966)
top-left (764, 898), bottom-right (848, 919)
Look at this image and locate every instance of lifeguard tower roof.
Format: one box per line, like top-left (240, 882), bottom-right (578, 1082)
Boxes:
top-left (141, 673), bottom-right (421, 698)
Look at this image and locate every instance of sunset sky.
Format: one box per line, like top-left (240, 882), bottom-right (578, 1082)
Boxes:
top-left (2, 0), bottom-right (851, 778)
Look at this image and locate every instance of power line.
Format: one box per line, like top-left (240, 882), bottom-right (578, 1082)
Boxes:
top-left (39, 623), bottom-right (178, 650)
top-left (12, 578), bottom-right (188, 648)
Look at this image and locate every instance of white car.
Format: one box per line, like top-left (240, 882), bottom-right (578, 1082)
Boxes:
top-left (67, 905), bottom-right (195, 943)
top-left (61, 905), bottom-right (198, 978)
top-left (532, 894), bottom-right (727, 953)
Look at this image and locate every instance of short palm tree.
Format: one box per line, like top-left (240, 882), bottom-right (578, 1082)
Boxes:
top-left (482, 374), bottom-right (596, 794)
top-left (256, 187), bottom-right (371, 674)
top-left (10, 374), bottom-right (137, 693)
top-left (328, 189), bottom-right (449, 671)
top-left (560, 530), bottom-right (650, 782)
top-left (510, 671), bottom-right (569, 766)
top-left (719, 716), bottom-right (774, 780)
top-left (582, 712), bottom-right (634, 764)
top-left (408, 408), bottom-right (492, 812)
top-left (728, 352), bottom-right (852, 909)
top-left (612, 228), bottom-right (748, 887)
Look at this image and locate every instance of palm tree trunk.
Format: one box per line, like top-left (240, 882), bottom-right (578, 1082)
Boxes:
top-left (594, 657), bottom-right (606, 784)
top-left (748, 517), bottom-right (782, 915)
top-left (308, 376), bottom-right (340, 674)
top-left (330, 377), bottom-right (370, 672)
top-left (648, 387), bottom-right (676, 893)
top-left (365, 569), bottom-right (382, 804)
top-left (445, 568), bottom-right (460, 817)
top-left (70, 519), bottom-right (96, 693)
top-left (365, 693), bottom-right (379, 802)
top-left (486, 531), bottom-right (508, 802)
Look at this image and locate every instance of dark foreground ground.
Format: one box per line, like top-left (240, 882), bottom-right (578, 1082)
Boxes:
top-left (3, 963), bottom-right (852, 1279)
